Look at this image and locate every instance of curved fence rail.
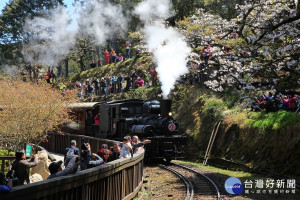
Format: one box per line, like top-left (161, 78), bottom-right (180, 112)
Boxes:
top-left (1, 133), bottom-right (144, 200)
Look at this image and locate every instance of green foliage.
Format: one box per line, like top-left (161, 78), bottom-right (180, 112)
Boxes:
top-left (245, 111), bottom-right (300, 132)
top-left (170, 0), bottom-right (204, 21)
top-left (69, 37), bottom-right (97, 72)
top-left (203, 97), bottom-right (226, 121)
top-left (0, 149), bottom-right (9, 156)
top-left (0, 0), bottom-right (63, 65)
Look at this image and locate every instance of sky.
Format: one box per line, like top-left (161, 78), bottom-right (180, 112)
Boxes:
top-left (0, 0), bottom-right (9, 13)
top-left (0, 0), bottom-right (74, 14)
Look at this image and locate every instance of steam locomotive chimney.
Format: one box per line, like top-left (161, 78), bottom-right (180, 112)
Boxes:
top-left (159, 99), bottom-right (172, 117)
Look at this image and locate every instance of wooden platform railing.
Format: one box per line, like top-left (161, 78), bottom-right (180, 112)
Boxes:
top-left (1, 133), bottom-right (144, 200)
top-left (42, 132), bottom-right (118, 154)
top-left (0, 156), bottom-right (15, 173)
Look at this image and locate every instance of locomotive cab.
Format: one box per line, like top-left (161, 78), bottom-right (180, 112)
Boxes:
top-left (99, 99), bottom-right (144, 139)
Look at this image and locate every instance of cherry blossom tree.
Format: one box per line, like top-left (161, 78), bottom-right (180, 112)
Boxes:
top-left (177, 0), bottom-right (299, 93)
top-left (0, 80), bottom-right (76, 151)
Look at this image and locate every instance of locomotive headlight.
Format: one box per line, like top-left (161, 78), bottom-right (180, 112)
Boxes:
top-left (168, 112), bottom-right (172, 116)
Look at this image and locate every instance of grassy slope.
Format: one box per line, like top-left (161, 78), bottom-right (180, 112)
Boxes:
top-left (67, 57), bottom-right (300, 178)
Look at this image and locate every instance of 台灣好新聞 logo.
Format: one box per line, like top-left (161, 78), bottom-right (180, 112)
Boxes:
top-left (225, 177), bottom-right (243, 194)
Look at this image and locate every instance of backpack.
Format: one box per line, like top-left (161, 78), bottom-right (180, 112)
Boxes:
top-left (66, 148), bottom-right (75, 157)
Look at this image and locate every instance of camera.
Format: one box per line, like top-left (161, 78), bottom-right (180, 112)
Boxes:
top-left (81, 138), bottom-right (89, 150)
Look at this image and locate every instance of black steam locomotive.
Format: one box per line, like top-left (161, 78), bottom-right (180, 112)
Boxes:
top-left (65, 99), bottom-right (186, 161)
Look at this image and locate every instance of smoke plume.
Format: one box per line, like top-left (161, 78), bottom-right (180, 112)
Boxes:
top-left (134, 0), bottom-right (191, 99)
top-left (23, 6), bottom-right (77, 66)
top-left (22, 0), bottom-right (127, 66)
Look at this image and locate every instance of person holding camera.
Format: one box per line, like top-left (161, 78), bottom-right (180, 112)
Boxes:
top-left (11, 150), bottom-right (38, 185)
top-left (80, 141), bottom-right (104, 171)
top-left (0, 172), bottom-right (12, 193)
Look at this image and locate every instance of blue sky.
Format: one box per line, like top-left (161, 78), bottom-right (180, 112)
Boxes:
top-left (0, 0), bottom-right (74, 14)
top-left (0, 0), bottom-right (9, 13)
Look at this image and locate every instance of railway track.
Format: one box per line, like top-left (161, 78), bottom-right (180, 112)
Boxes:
top-left (159, 162), bottom-right (220, 200)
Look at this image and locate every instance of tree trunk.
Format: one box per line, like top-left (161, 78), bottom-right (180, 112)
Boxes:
top-left (110, 26), bottom-right (117, 51)
top-left (65, 58), bottom-right (69, 77)
top-left (57, 61), bottom-right (62, 77)
top-left (96, 46), bottom-right (102, 67)
top-left (79, 56), bottom-right (86, 72)
top-left (27, 65), bottom-right (32, 81)
top-left (32, 65), bottom-right (38, 81)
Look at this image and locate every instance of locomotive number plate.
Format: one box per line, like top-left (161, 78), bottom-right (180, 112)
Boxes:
top-left (168, 122), bottom-right (176, 131)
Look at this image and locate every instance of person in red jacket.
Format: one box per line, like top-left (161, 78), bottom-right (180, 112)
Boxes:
top-left (94, 114), bottom-right (99, 125)
top-left (135, 77), bottom-right (144, 87)
top-left (104, 49), bottom-right (110, 65)
top-left (44, 71), bottom-right (51, 83)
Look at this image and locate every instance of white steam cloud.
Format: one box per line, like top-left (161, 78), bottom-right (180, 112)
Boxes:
top-left (23, 0), bottom-right (127, 66)
top-left (134, 0), bottom-right (172, 22)
top-left (77, 1), bottom-right (127, 45)
top-left (134, 0), bottom-right (191, 99)
top-left (23, 6), bottom-right (77, 66)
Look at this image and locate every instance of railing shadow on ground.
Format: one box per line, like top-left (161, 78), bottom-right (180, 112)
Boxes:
top-left (1, 133), bottom-right (144, 200)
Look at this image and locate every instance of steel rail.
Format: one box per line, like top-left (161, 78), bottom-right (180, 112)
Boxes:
top-left (171, 162), bottom-right (221, 200)
top-left (159, 164), bottom-right (194, 200)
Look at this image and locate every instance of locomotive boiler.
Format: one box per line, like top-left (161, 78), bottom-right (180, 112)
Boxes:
top-left (65, 99), bottom-right (186, 161)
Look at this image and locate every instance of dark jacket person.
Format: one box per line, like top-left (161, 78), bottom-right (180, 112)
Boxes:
top-left (11, 150), bottom-right (38, 185)
top-left (47, 156), bottom-right (79, 179)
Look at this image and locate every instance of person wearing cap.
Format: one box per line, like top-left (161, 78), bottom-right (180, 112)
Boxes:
top-left (64, 140), bottom-right (80, 166)
top-left (11, 150), bottom-right (38, 185)
top-left (47, 156), bottom-right (79, 179)
top-left (119, 136), bottom-right (132, 159)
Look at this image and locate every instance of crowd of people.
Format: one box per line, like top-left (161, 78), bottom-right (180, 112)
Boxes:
top-left (41, 41), bottom-right (162, 98)
top-left (74, 69), bottom-right (159, 99)
top-left (104, 41), bottom-right (131, 65)
top-left (0, 136), bottom-right (150, 192)
top-left (250, 92), bottom-right (299, 113)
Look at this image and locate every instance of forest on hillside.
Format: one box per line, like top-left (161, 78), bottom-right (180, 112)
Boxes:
top-left (0, 0), bottom-right (299, 96)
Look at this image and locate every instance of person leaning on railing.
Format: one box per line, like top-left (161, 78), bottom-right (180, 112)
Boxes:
top-left (47, 156), bottom-right (80, 179)
top-left (80, 143), bottom-right (104, 171)
top-left (132, 136), bottom-right (151, 154)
